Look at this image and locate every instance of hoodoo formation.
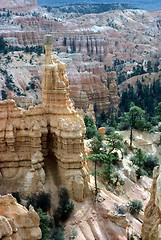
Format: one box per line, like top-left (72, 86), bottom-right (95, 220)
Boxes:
top-left (0, 2), bottom-right (160, 238)
top-left (0, 34), bottom-right (89, 202)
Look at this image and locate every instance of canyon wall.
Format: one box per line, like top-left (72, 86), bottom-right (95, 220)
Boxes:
top-left (0, 8), bottom-right (160, 113)
top-left (0, 35), bottom-right (89, 202)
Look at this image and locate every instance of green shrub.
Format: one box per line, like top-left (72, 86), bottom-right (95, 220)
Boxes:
top-left (1, 90), bottom-right (7, 100)
top-left (119, 178), bottom-right (125, 186)
top-left (112, 173), bottom-right (125, 186)
top-left (12, 192), bottom-right (21, 204)
top-left (0, 36), bottom-right (7, 53)
top-left (144, 154), bottom-right (159, 176)
top-left (108, 113), bottom-right (117, 129)
top-left (36, 192), bottom-right (51, 212)
top-left (27, 194), bottom-right (37, 210)
top-left (95, 110), bottom-right (107, 128)
top-left (70, 228), bottom-right (77, 239)
top-left (123, 147), bottom-right (128, 156)
top-left (37, 208), bottom-right (51, 240)
top-left (27, 192), bottom-right (51, 212)
top-left (136, 168), bottom-right (147, 180)
top-left (84, 115), bottom-right (97, 139)
top-left (130, 234), bottom-right (135, 240)
top-left (116, 204), bottom-right (127, 214)
top-left (131, 150), bottom-right (159, 178)
top-left (86, 126), bottom-right (97, 139)
top-left (118, 116), bottom-right (130, 130)
top-left (53, 188), bottom-right (74, 227)
top-left (130, 149), bottom-right (146, 168)
top-left (128, 200), bottom-right (143, 215)
top-left (105, 126), bottom-right (115, 135)
top-left (89, 133), bottom-right (103, 154)
top-left (50, 227), bottom-right (65, 240)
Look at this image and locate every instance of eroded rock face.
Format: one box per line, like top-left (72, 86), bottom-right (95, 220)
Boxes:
top-left (0, 194), bottom-right (41, 240)
top-left (68, 64), bottom-right (118, 114)
top-left (1, 8), bottom-right (160, 113)
top-left (142, 166), bottom-right (161, 240)
top-left (0, 35), bottom-right (88, 202)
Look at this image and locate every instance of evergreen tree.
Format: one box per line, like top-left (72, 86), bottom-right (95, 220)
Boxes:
top-left (84, 115), bottom-right (97, 139)
top-left (1, 90), bottom-right (7, 100)
top-left (37, 208), bottom-right (51, 240)
top-left (89, 133), bottom-right (104, 154)
top-left (155, 102), bottom-right (161, 120)
top-left (108, 113), bottom-right (117, 129)
top-left (53, 188), bottom-right (74, 227)
top-left (119, 80), bottom-right (161, 128)
top-left (86, 132), bottom-right (124, 189)
top-left (147, 60), bottom-right (153, 73)
top-left (0, 36), bottom-right (7, 53)
top-left (154, 62), bottom-right (159, 72)
top-left (51, 228), bottom-right (65, 240)
top-left (127, 104), bottom-right (145, 148)
top-left (132, 149), bottom-right (146, 168)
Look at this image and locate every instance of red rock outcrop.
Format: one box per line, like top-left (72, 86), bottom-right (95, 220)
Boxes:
top-left (0, 194), bottom-right (41, 240)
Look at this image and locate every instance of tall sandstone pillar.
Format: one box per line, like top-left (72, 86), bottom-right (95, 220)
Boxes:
top-left (42, 35), bottom-right (89, 201)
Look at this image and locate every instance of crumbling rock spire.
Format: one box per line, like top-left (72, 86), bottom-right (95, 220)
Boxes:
top-left (43, 34), bottom-right (54, 65)
top-left (42, 34), bottom-right (76, 113)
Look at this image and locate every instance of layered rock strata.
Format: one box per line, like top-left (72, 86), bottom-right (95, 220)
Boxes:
top-left (0, 35), bottom-right (89, 202)
top-left (0, 194), bottom-right (41, 240)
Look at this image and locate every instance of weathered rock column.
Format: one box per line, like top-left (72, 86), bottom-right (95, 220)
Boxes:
top-left (42, 35), bottom-right (89, 201)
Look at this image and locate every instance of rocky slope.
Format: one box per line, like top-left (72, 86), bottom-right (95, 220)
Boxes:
top-left (118, 71), bottom-right (161, 96)
top-left (62, 128), bottom-right (161, 239)
top-left (64, 174), bottom-right (152, 240)
top-left (64, 129), bottom-right (161, 239)
top-left (0, 194), bottom-right (41, 240)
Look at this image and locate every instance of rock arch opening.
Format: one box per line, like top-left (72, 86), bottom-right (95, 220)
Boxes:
top-left (41, 128), bottom-right (61, 189)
